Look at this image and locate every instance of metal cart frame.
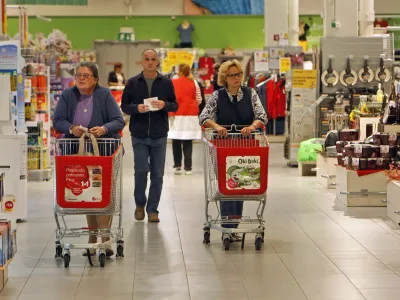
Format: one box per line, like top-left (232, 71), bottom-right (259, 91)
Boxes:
top-left (202, 125), bottom-right (269, 250)
top-left (53, 137), bottom-right (124, 268)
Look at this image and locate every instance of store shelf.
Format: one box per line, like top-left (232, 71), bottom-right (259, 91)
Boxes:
top-left (335, 166), bottom-right (387, 207)
top-left (0, 259), bottom-right (12, 271)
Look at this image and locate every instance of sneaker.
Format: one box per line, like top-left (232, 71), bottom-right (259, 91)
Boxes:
top-left (174, 167), bottom-right (182, 175)
top-left (185, 170), bottom-right (192, 175)
top-left (134, 207), bottom-right (145, 221)
top-left (148, 213), bottom-right (160, 223)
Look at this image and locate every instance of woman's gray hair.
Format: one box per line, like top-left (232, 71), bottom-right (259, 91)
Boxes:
top-left (76, 62), bottom-right (99, 80)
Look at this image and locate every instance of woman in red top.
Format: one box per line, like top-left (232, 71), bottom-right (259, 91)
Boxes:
top-left (169, 64), bottom-right (202, 175)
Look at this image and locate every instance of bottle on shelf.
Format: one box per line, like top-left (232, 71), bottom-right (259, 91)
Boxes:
top-left (376, 83), bottom-right (384, 103)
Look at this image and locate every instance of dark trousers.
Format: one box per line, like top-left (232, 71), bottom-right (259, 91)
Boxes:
top-left (221, 201), bottom-right (244, 229)
top-left (179, 42), bottom-right (193, 48)
top-left (172, 140), bottom-right (193, 171)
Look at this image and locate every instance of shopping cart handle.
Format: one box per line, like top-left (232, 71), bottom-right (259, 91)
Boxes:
top-left (202, 124), bottom-right (266, 133)
top-left (52, 129), bottom-right (123, 138)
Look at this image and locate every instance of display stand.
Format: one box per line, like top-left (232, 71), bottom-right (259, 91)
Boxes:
top-left (335, 166), bottom-right (387, 207)
top-left (285, 69), bottom-right (318, 166)
top-left (0, 258), bottom-right (10, 292)
top-left (298, 161), bottom-right (316, 176)
top-left (26, 66), bottom-right (52, 181)
top-left (386, 180), bottom-right (400, 226)
top-left (316, 153), bottom-right (337, 189)
top-left (0, 41), bottom-right (27, 224)
top-left (0, 136), bottom-right (27, 225)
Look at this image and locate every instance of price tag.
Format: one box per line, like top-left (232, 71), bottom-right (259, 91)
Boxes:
top-left (279, 57), bottom-right (291, 74)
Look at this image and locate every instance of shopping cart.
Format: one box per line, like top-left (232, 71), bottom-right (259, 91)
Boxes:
top-left (53, 135), bottom-right (124, 268)
top-left (202, 125), bottom-right (269, 251)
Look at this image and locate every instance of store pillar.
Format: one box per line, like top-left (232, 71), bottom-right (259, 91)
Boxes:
top-left (264, 0), bottom-right (288, 47)
top-left (359, 0), bottom-right (375, 37)
top-left (288, 0), bottom-right (299, 46)
top-left (323, 0), bottom-right (359, 38)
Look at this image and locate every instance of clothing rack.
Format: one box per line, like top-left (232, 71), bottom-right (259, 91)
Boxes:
top-left (248, 71), bottom-right (286, 136)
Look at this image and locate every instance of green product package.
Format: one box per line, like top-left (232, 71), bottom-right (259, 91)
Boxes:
top-left (297, 138), bottom-right (324, 162)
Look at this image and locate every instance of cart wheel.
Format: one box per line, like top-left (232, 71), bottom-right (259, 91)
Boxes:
top-left (99, 253), bottom-right (106, 268)
top-left (203, 231), bottom-right (210, 244)
top-left (255, 238), bottom-right (263, 251)
top-left (116, 245), bottom-right (124, 258)
top-left (261, 232), bottom-right (265, 243)
top-left (63, 254), bottom-right (70, 268)
top-left (223, 238), bottom-right (230, 251)
top-left (55, 245), bottom-right (62, 258)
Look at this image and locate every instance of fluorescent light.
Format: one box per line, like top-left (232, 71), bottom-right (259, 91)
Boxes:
top-left (387, 26), bottom-right (400, 31)
top-left (36, 15), bottom-right (51, 22)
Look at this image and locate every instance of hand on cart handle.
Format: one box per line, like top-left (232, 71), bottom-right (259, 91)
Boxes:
top-left (215, 125), bottom-right (228, 137)
top-left (241, 126), bottom-right (256, 137)
top-left (89, 126), bottom-right (106, 138)
top-left (71, 126), bottom-right (86, 137)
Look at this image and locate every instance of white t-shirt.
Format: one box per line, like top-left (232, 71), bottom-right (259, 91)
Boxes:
top-left (116, 73), bottom-right (124, 85)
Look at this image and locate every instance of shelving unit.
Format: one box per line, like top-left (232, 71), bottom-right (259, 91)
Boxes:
top-left (24, 64), bottom-right (52, 181)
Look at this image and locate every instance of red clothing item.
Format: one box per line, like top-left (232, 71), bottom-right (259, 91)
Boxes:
top-left (266, 79), bottom-right (286, 119)
top-left (275, 79), bottom-right (286, 118)
top-left (199, 56), bottom-right (215, 81)
top-left (171, 77), bottom-right (199, 116)
top-left (374, 19), bottom-right (389, 28)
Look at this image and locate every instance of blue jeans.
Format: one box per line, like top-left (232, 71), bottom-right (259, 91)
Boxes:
top-left (132, 137), bottom-right (167, 214)
top-left (221, 201), bottom-right (244, 229)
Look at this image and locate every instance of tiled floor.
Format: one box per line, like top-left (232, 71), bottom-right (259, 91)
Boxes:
top-left (2, 136), bottom-right (400, 300)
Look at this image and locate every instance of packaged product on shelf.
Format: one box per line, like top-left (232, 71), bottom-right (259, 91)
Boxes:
top-left (11, 230), bottom-right (17, 258)
top-left (337, 131), bottom-right (400, 172)
top-left (368, 158), bottom-right (377, 170)
top-left (352, 158), bottom-right (360, 170)
top-left (37, 94), bottom-right (47, 111)
top-left (0, 221), bottom-right (11, 261)
top-left (0, 225), bottom-right (9, 266)
top-left (359, 158), bottom-right (368, 170)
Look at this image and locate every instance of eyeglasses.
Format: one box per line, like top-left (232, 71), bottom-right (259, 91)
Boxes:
top-left (75, 73), bottom-right (94, 80)
top-left (226, 72), bottom-right (243, 79)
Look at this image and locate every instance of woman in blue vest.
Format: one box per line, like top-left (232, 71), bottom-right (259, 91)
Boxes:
top-left (199, 59), bottom-right (267, 242)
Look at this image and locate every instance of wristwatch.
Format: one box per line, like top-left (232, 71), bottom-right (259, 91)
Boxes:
top-left (69, 125), bottom-right (74, 135)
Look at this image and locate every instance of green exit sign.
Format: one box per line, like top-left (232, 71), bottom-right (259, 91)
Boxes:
top-left (118, 33), bottom-right (134, 42)
top-left (7, 0), bottom-right (87, 5)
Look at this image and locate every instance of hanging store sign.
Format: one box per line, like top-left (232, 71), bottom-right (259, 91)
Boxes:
top-left (0, 44), bottom-right (18, 72)
top-left (254, 51), bottom-right (269, 72)
top-left (292, 70), bottom-right (317, 89)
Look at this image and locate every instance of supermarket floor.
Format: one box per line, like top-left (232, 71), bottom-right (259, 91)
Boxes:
top-left (3, 137), bottom-right (400, 300)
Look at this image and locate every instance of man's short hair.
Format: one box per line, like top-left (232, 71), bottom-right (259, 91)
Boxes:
top-left (141, 49), bottom-right (158, 59)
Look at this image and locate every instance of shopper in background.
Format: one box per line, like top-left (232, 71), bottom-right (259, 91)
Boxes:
top-left (121, 49), bottom-right (178, 223)
top-left (169, 63), bottom-right (202, 175)
top-left (53, 62), bottom-right (125, 257)
top-left (108, 62), bottom-right (126, 86)
top-left (199, 59), bottom-right (267, 241)
top-left (212, 63), bottom-right (222, 91)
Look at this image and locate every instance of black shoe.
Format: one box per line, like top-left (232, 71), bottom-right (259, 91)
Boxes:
top-left (106, 248), bottom-right (114, 257)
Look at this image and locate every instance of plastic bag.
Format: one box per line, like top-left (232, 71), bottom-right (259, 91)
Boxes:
top-left (297, 138), bottom-right (324, 162)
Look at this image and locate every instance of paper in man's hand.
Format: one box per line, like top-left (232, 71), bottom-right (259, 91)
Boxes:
top-left (144, 97), bottom-right (159, 111)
